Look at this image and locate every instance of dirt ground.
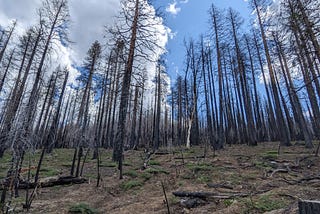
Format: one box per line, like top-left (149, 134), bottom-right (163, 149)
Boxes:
top-left (2, 141), bottom-right (320, 213)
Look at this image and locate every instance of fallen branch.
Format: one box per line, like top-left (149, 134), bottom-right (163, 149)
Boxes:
top-left (281, 174), bottom-right (320, 185)
top-left (173, 188), bottom-right (273, 200)
top-left (174, 155), bottom-right (205, 160)
top-left (172, 191), bottom-right (249, 199)
top-left (0, 176), bottom-right (88, 190)
top-left (270, 168), bottom-right (289, 177)
top-left (155, 151), bottom-right (170, 155)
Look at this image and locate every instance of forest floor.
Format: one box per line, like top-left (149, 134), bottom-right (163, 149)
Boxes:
top-left (1, 141), bottom-right (320, 214)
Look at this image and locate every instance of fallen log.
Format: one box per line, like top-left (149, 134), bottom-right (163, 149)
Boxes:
top-left (281, 174), bottom-right (320, 185)
top-left (155, 151), bottom-right (171, 155)
top-left (270, 168), bottom-right (289, 177)
top-left (173, 191), bottom-right (213, 199)
top-left (172, 188), bottom-right (273, 200)
top-left (299, 200), bottom-right (320, 214)
top-left (172, 191), bottom-right (249, 199)
top-left (174, 155), bottom-right (205, 160)
top-left (0, 176), bottom-right (88, 190)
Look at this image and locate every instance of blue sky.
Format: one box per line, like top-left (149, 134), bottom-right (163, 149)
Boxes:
top-left (0, 0), bottom-right (252, 88)
top-left (154, 0), bottom-right (252, 81)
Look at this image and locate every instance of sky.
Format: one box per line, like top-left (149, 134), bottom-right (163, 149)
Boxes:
top-left (154, 0), bottom-right (252, 81)
top-left (0, 0), bottom-right (252, 85)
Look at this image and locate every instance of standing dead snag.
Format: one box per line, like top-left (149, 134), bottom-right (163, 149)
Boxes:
top-left (111, 0), bottom-right (164, 179)
top-left (113, 0), bottom-right (140, 180)
top-left (71, 41), bottom-right (101, 178)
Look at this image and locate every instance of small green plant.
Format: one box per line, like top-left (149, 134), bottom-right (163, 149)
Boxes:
top-left (169, 196), bottom-right (180, 205)
top-left (224, 199), bottom-right (233, 207)
top-left (120, 180), bottom-right (143, 190)
top-left (178, 181), bottom-right (184, 186)
top-left (69, 203), bottom-right (98, 214)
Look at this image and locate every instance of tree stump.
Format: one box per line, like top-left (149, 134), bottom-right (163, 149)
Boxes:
top-left (299, 200), bottom-right (320, 214)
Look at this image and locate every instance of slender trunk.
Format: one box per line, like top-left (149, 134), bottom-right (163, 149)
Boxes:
top-left (211, 5), bottom-right (224, 149)
top-left (254, 0), bottom-right (291, 146)
top-left (0, 49), bottom-right (14, 94)
top-left (114, 0), bottom-right (139, 179)
top-left (0, 21), bottom-right (16, 64)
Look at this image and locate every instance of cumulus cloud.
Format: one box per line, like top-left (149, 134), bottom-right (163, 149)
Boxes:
top-left (68, 0), bottom-right (120, 62)
top-left (0, 0), bottom-right (122, 84)
top-left (0, 0), bottom-right (171, 98)
top-left (166, 1), bottom-right (181, 15)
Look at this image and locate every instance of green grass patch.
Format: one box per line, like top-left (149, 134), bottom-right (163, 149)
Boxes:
top-left (242, 194), bottom-right (288, 213)
top-left (196, 175), bottom-right (212, 183)
top-left (123, 161), bottom-right (132, 166)
top-left (140, 172), bottom-right (152, 181)
top-left (242, 173), bottom-right (257, 180)
top-left (39, 168), bottom-right (59, 177)
top-left (181, 173), bottom-right (193, 180)
top-left (120, 180), bottom-right (143, 190)
top-left (186, 162), bottom-right (213, 173)
top-left (229, 173), bottom-right (243, 185)
top-left (149, 160), bottom-right (161, 166)
top-left (262, 150), bottom-right (278, 160)
top-left (184, 148), bottom-right (196, 154)
top-left (145, 167), bottom-right (169, 174)
top-left (254, 161), bottom-right (273, 170)
top-left (123, 170), bottom-right (138, 178)
top-left (69, 203), bottom-right (98, 214)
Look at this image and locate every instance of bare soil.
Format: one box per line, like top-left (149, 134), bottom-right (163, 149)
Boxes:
top-left (2, 141), bottom-right (320, 213)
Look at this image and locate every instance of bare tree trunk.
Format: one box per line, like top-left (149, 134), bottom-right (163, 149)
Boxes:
top-left (210, 5), bottom-right (224, 149)
top-left (114, 0), bottom-right (139, 179)
top-left (0, 21), bottom-right (16, 64)
top-left (273, 33), bottom-right (313, 148)
top-left (254, 0), bottom-right (291, 146)
top-left (0, 49), bottom-right (14, 94)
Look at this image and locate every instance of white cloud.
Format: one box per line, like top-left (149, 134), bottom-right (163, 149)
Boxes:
top-left (180, 0), bottom-right (189, 3)
top-left (68, 0), bottom-right (120, 62)
top-left (0, 0), bottom-right (121, 83)
top-left (166, 1), bottom-right (181, 15)
top-left (166, 28), bottom-right (177, 40)
top-left (0, 0), bottom-right (171, 101)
